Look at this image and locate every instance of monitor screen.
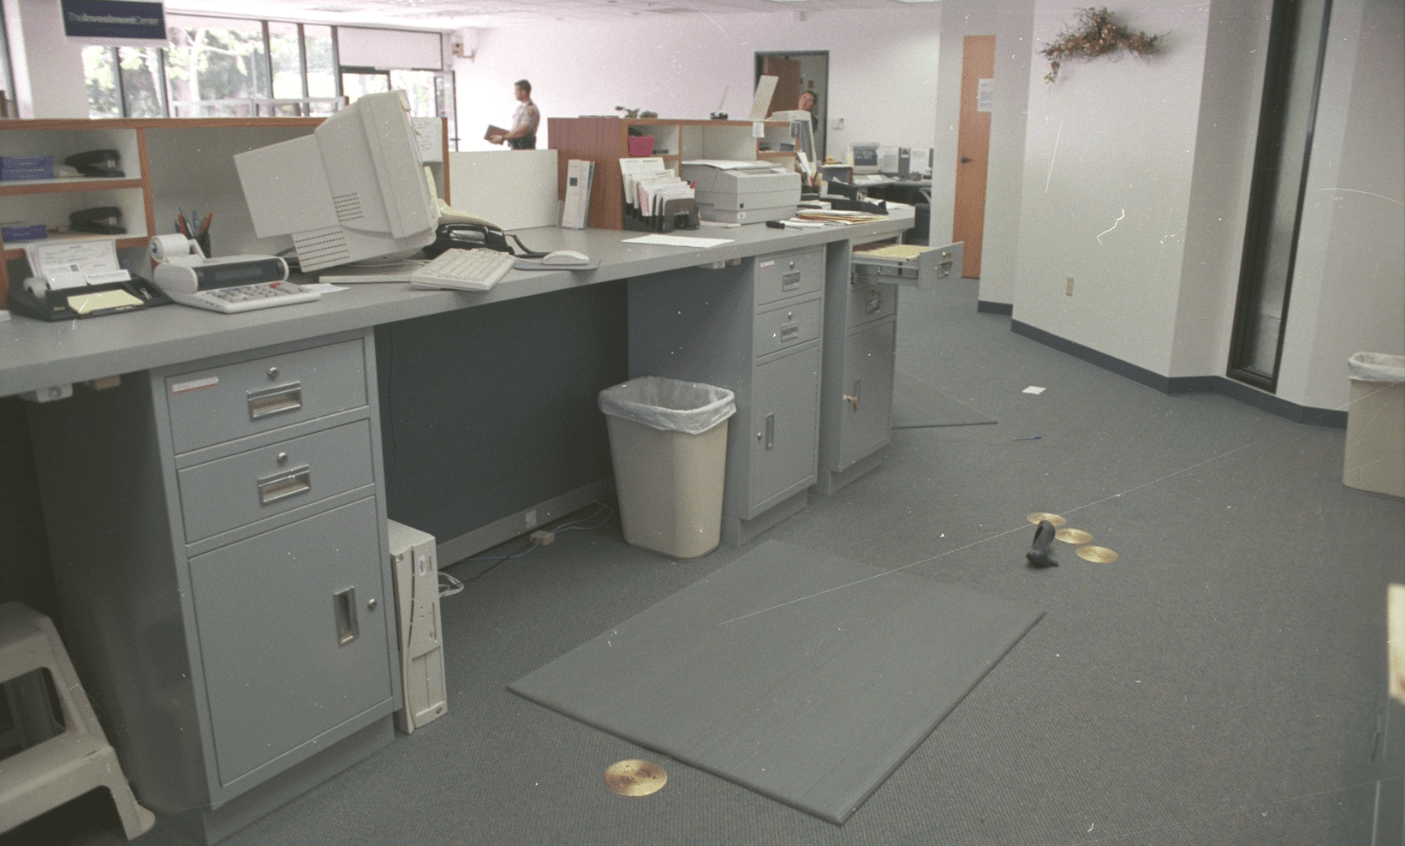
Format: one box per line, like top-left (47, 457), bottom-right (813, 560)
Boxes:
top-left (850, 142), bottom-right (879, 175)
top-left (235, 91), bottom-right (437, 272)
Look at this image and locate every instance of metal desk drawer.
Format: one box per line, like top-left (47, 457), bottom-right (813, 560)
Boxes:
top-left (847, 280), bottom-right (896, 326)
top-left (755, 248), bottom-right (824, 306)
top-left (177, 419), bottom-right (376, 543)
top-left (851, 241), bottom-right (962, 291)
top-left (754, 298), bottom-right (822, 359)
top-left (164, 338), bottom-right (368, 454)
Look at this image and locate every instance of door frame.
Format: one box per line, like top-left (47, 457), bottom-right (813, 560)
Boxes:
top-left (754, 50), bottom-right (829, 161)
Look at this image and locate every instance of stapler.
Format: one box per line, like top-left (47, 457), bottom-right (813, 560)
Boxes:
top-left (65, 149), bottom-right (124, 178)
top-left (69, 206), bottom-right (126, 235)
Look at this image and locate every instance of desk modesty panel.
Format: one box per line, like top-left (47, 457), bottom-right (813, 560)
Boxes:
top-left (0, 218), bottom-right (914, 400)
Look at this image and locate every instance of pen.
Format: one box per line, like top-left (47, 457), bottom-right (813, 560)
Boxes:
top-left (200, 213), bottom-right (212, 235)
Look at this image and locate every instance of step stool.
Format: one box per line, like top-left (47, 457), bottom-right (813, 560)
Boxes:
top-left (0, 601), bottom-right (155, 840)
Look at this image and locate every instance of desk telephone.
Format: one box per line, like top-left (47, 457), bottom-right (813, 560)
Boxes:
top-left (425, 221), bottom-right (547, 260)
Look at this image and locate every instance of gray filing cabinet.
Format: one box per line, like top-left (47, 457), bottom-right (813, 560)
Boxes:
top-left (26, 329), bottom-right (399, 845)
top-left (629, 246), bottom-right (827, 545)
top-left (816, 241), bottom-right (963, 495)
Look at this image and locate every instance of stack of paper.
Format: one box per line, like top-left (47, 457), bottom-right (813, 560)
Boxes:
top-left (619, 157), bottom-right (694, 224)
top-left (561, 159), bottom-right (595, 229)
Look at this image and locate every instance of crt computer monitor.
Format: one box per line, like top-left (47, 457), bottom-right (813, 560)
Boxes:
top-left (235, 90), bottom-right (437, 272)
top-left (850, 142), bottom-right (879, 175)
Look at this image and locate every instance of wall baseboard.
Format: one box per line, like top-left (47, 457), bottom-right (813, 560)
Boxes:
top-left (976, 300), bottom-right (1013, 316)
top-left (1009, 320), bottom-right (1347, 429)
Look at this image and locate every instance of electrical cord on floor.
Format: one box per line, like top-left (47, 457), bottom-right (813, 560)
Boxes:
top-left (441, 500), bottom-right (615, 587)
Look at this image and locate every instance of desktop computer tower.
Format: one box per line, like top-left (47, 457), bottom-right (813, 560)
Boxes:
top-left (388, 520), bottom-right (448, 733)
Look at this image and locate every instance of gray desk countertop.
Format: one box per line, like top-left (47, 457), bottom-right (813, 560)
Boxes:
top-left (0, 213), bottom-right (913, 399)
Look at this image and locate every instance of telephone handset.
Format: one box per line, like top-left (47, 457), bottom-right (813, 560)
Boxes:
top-left (426, 206), bottom-right (547, 260)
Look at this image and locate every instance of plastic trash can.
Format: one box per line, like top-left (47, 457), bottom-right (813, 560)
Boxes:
top-left (599, 376), bottom-right (736, 559)
top-left (1343, 352), bottom-right (1404, 498)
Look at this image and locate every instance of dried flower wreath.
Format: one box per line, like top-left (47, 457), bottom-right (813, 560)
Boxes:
top-left (1040, 7), bottom-right (1165, 84)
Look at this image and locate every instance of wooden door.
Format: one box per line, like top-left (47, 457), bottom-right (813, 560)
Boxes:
top-left (953, 35), bottom-right (994, 278)
top-left (763, 56), bottom-right (802, 116)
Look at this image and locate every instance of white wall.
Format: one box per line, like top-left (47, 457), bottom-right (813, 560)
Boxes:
top-left (1167, 0), bottom-right (1271, 379)
top-left (1277, 0), bottom-right (1405, 410)
top-left (1012, 0), bottom-right (1212, 376)
top-left (451, 8), bottom-right (943, 158)
top-left (5, 0), bottom-right (89, 118)
top-left (929, 0), bottom-right (1034, 299)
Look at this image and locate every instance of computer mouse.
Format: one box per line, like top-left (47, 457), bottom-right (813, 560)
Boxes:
top-left (541, 250), bottom-right (591, 266)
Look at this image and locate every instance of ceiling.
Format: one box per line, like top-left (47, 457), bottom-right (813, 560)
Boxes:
top-left (166, 0), bottom-right (938, 31)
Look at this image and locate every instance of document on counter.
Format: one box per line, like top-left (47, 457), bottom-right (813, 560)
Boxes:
top-left (25, 240), bottom-right (131, 289)
top-left (622, 234), bottom-right (733, 248)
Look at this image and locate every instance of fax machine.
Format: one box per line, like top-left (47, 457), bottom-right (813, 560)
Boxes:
top-left (680, 160), bottom-right (801, 225)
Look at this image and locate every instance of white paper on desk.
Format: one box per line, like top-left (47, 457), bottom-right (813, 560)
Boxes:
top-left (25, 240), bottom-right (129, 290)
top-left (622, 234), bottom-right (733, 248)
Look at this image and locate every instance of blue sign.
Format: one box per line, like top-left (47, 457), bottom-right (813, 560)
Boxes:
top-left (62, 0), bottom-right (166, 43)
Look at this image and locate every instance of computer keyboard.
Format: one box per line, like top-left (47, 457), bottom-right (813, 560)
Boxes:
top-left (171, 280), bottom-right (321, 314)
top-left (409, 248), bottom-right (515, 292)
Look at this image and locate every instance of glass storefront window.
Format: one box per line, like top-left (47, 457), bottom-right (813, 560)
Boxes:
top-left (120, 48), bottom-right (167, 118)
top-left (389, 70), bottom-right (439, 117)
top-left (165, 14), bottom-right (269, 116)
top-left (304, 24), bottom-right (337, 112)
top-left (269, 21), bottom-right (303, 104)
top-left (84, 46), bottom-right (122, 118)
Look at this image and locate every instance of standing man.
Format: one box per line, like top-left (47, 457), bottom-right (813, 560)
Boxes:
top-left (489, 80), bottom-right (540, 149)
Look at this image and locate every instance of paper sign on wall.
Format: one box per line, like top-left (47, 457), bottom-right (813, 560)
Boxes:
top-left (977, 79), bottom-right (994, 113)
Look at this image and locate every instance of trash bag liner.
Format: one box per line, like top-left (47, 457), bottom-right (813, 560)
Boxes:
top-left (598, 376), bottom-right (736, 435)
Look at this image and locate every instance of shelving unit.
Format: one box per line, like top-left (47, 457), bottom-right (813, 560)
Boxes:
top-left (547, 116), bottom-right (798, 231)
top-left (1, 116), bottom-right (451, 309)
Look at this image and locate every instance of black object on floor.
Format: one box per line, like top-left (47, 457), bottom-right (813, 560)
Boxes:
top-left (508, 540), bottom-right (1043, 824)
top-left (891, 372), bottom-right (997, 429)
top-left (1027, 520), bottom-right (1058, 568)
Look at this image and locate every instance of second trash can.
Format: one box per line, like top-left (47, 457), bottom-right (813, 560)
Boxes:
top-left (1343, 352), bottom-right (1404, 498)
top-left (599, 376), bottom-right (736, 559)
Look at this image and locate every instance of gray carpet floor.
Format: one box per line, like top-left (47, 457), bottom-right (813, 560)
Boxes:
top-left (14, 278), bottom-right (1404, 846)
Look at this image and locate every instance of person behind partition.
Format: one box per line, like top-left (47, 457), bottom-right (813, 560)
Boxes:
top-left (797, 90), bottom-right (820, 134)
top-left (489, 80), bottom-right (540, 149)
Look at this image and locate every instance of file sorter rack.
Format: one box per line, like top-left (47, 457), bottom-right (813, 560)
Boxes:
top-left (547, 116), bottom-right (797, 231)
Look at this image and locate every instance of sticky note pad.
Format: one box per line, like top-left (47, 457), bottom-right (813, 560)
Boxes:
top-left (68, 288), bottom-right (143, 315)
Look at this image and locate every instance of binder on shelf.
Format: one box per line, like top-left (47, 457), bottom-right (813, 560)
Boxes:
top-left (561, 159), bottom-right (594, 229)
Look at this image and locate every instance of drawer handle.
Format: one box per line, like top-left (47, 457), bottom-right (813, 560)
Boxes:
top-left (865, 295), bottom-right (881, 315)
top-left (765, 413), bottom-right (775, 450)
top-left (258, 465), bottom-right (312, 505)
top-left (779, 325), bottom-right (800, 342)
top-left (937, 251), bottom-right (955, 277)
top-left (334, 587), bottom-right (359, 646)
top-left (781, 271), bottom-right (802, 291)
top-left (846, 378), bottom-right (862, 411)
top-left (248, 382), bottom-right (303, 420)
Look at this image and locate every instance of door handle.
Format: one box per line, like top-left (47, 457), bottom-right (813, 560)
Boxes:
top-left (960, 156), bottom-right (972, 163)
top-left (333, 587), bottom-right (359, 645)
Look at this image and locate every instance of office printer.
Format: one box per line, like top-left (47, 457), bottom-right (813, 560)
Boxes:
top-left (680, 160), bottom-right (801, 225)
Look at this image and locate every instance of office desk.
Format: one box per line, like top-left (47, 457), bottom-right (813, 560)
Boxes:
top-left (0, 215), bottom-right (915, 844)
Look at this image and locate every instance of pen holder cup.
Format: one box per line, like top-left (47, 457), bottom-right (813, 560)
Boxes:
top-left (195, 231), bottom-right (211, 258)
